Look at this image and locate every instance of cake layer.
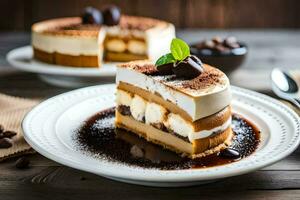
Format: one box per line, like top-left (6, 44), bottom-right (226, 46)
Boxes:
top-left (105, 52), bottom-right (148, 62)
top-left (33, 48), bottom-right (99, 67)
top-left (116, 62), bottom-right (231, 121)
top-left (116, 111), bottom-right (233, 158)
top-left (116, 88), bottom-right (232, 142)
top-left (32, 17), bottom-right (104, 57)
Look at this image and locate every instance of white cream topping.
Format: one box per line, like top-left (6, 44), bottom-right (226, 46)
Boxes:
top-left (32, 29), bottom-right (105, 56)
top-left (116, 90), bottom-right (132, 106)
top-left (130, 95), bottom-right (147, 122)
top-left (116, 67), bottom-right (231, 121)
top-left (145, 102), bottom-right (167, 125)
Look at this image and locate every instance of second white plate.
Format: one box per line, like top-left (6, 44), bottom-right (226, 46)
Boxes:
top-left (6, 46), bottom-right (116, 87)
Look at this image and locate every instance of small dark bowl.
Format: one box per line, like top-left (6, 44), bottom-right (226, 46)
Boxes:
top-left (190, 42), bottom-right (247, 74)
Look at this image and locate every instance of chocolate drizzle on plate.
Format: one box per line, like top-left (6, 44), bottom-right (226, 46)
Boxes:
top-left (75, 107), bottom-right (260, 170)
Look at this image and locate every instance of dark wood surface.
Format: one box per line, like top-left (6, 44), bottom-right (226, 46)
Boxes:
top-left (1, 30), bottom-right (300, 199)
top-left (1, 0), bottom-right (300, 30)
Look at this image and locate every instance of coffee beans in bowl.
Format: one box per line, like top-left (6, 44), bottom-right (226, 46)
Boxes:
top-left (190, 36), bottom-right (247, 74)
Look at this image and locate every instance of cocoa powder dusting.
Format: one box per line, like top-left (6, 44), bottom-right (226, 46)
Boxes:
top-left (181, 66), bottom-right (224, 90)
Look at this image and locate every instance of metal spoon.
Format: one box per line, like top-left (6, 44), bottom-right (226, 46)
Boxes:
top-left (271, 68), bottom-right (300, 109)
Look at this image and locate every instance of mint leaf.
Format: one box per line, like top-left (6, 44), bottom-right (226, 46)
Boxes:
top-left (170, 38), bottom-right (190, 61)
top-left (155, 53), bottom-right (175, 66)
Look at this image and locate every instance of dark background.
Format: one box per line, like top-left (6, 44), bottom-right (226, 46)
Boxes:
top-left (1, 0), bottom-right (300, 31)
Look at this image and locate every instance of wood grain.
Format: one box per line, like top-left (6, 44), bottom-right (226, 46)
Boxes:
top-left (1, 0), bottom-right (300, 30)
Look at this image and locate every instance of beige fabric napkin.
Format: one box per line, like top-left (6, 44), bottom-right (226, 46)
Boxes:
top-left (0, 93), bottom-right (40, 161)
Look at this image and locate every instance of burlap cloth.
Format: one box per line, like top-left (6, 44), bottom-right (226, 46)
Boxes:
top-left (0, 93), bottom-right (40, 161)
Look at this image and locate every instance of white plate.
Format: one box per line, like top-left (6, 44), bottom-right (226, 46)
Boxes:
top-left (22, 85), bottom-right (300, 187)
top-left (6, 46), bottom-right (116, 87)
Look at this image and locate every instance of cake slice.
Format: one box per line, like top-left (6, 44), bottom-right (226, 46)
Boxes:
top-left (115, 58), bottom-right (233, 158)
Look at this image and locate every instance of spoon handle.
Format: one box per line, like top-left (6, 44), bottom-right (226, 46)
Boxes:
top-left (291, 98), bottom-right (300, 109)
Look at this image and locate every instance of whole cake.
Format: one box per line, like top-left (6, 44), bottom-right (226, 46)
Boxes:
top-left (115, 38), bottom-right (233, 158)
top-left (31, 6), bottom-right (175, 68)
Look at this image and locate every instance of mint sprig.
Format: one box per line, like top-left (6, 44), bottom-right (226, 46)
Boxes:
top-left (155, 38), bottom-right (190, 66)
top-left (155, 53), bottom-right (175, 66)
top-left (171, 38), bottom-right (190, 60)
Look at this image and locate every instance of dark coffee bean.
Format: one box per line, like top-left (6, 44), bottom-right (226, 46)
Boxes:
top-left (219, 148), bottom-right (240, 159)
top-left (130, 145), bottom-right (144, 158)
top-left (172, 55), bottom-right (204, 79)
top-left (224, 37), bottom-right (240, 49)
top-left (190, 55), bottom-right (203, 67)
top-left (1, 131), bottom-right (17, 139)
top-left (215, 44), bottom-right (230, 53)
top-left (0, 125), bottom-right (4, 133)
top-left (82, 7), bottom-right (103, 25)
top-left (203, 40), bottom-right (215, 49)
top-left (212, 36), bottom-right (223, 44)
top-left (15, 157), bottom-right (30, 169)
top-left (0, 138), bottom-right (13, 148)
top-left (225, 36), bottom-right (237, 44)
top-left (103, 5), bottom-right (121, 26)
top-left (156, 63), bottom-right (174, 75)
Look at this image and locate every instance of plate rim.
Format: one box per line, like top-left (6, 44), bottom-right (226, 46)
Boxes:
top-left (6, 46), bottom-right (117, 77)
top-left (22, 84), bottom-right (300, 183)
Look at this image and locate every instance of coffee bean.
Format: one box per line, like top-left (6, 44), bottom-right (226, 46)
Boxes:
top-left (103, 5), bottom-right (121, 26)
top-left (1, 131), bottom-right (17, 139)
top-left (203, 40), bottom-right (215, 49)
top-left (156, 63), bottom-right (174, 75)
top-left (15, 157), bottom-right (30, 169)
top-left (225, 36), bottom-right (237, 44)
top-left (219, 148), bottom-right (240, 159)
top-left (0, 138), bottom-right (13, 148)
top-left (212, 36), bottom-right (223, 44)
top-left (224, 37), bottom-right (240, 49)
top-left (215, 44), bottom-right (230, 53)
top-left (0, 125), bottom-right (4, 134)
top-left (172, 55), bottom-right (204, 79)
top-left (82, 7), bottom-right (103, 25)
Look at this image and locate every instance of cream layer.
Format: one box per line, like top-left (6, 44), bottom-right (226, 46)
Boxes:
top-left (104, 23), bottom-right (175, 61)
top-left (32, 28), bottom-right (105, 56)
top-left (116, 67), bottom-right (231, 121)
top-left (116, 89), bottom-right (231, 142)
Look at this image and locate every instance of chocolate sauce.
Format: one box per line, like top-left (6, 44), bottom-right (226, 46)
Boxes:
top-left (75, 107), bottom-right (260, 170)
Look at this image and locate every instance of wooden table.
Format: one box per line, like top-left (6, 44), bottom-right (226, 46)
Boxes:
top-left (1, 30), bottom-right (300, 199)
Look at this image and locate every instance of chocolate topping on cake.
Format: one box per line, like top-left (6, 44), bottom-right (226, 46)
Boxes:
top-left (118, 60), bottom-right (227, 94)
top-left (181, 66), bottom-right (224, 90)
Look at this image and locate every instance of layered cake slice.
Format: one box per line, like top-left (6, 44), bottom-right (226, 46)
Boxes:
top-left (115, 39), bottom-right (233, 158)
top-left (31, 6), bottom-right (175, 68)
